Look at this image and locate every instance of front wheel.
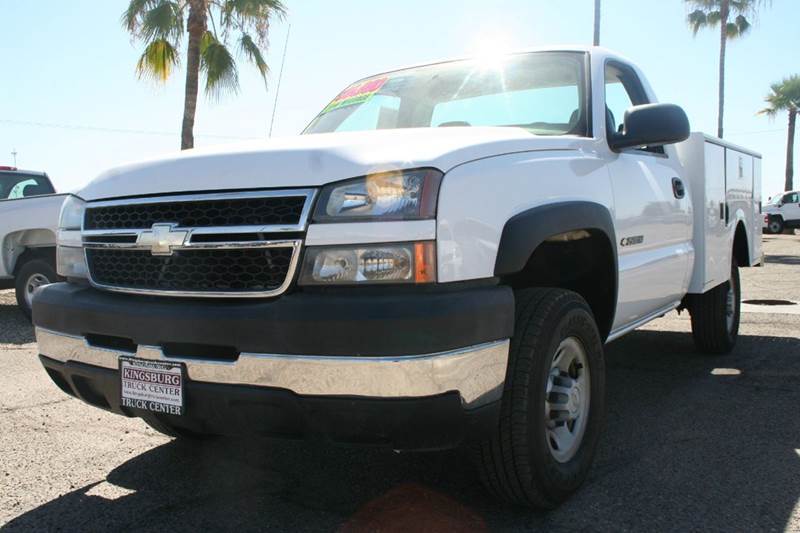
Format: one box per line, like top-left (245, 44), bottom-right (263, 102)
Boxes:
top-left (689, 259), bottom-right (741, 354)
top-left (474, 288), bottom-right (606, 508)
top-left (15, 258), bottom-right (60, 320)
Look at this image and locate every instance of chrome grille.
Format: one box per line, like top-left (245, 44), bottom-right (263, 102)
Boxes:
top-left (82, 189), bottom-right (315, 298)
top-left (84, 195), bottom-right (306, 230)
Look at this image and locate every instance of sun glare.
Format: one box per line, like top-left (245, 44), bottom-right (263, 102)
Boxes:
top-left (471, 33), bottom-right (513, 70)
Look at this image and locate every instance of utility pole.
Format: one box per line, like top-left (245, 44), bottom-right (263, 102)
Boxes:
top-left (269, 24), bottom-right (291, 138)
top-left (593, 0), bottom-right (601, 46)
top-left (10, 148), bottom-right (17, 167)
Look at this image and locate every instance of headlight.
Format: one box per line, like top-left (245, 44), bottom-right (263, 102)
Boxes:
top-left (299, 242), bottom-right (436, 285)
top-left (56, 195), bottom-right (87, 278)
top-left (313, 169), bottom-right (442, 222)
top-left (59, 195), bottom-right (86, 231)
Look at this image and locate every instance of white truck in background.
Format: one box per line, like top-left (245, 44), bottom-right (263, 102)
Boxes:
top-left (0, 167), bottom-right (65, 317)
top-left (34, 47), bottom-right (762, 508)
top-left (763, 189), bottom-right (800, 234)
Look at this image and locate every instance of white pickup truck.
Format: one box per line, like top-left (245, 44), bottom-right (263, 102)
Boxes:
top-left (764, 189), bottom-right (800, 234)
top-left (34, 47), bottom-right (762, 507)
top-left (0, 166), bottom-right (65, 317)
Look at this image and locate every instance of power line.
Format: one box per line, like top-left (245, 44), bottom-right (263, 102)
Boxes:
top-left (269, 24), bottom-right (291, 138)
top-left (0, 119), bottom-right (261, 141)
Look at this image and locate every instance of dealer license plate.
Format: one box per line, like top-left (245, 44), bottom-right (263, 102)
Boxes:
top-left (119, 357), bottom-right (184, 416)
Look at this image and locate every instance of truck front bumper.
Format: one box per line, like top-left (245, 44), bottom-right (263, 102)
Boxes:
top-left (33, 283), bottom-right (513, 450)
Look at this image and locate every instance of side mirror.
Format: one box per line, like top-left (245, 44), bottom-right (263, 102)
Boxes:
top-left (609, 103), bottom-right (690, 151)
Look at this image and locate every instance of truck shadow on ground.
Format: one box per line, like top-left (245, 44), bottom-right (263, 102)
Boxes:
top-left (765, 254), bottom-right (800, 266)
top-left (4, 329), bottom-right (800, 532)
top-left (0, 296), bottom-right (34, 345)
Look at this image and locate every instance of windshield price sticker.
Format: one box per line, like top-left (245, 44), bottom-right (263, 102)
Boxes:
top-left (120, 357), bottom-right (184, 416)
top-left (323, 77), bottom-right (388, 113)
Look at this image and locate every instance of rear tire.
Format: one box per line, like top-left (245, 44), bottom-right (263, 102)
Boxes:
top-left (15, 258), bottom-right (60, 320)
top-left (767, 217), bottom-right (784, 235)
top-left (474, 288), bottom-right (606, 508)
top-left (689, 259), bottom-right (740, 354)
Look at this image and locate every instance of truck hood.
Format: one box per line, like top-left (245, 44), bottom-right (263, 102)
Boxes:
top-left (79, 128), bottom-right (581, 200)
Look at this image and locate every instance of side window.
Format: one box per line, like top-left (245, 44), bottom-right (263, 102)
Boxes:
top-left (785, 192), bottom-right (799, 204)
top-left (604, 63), bottom-right (664, 155)
top-left (604, 74), bottom-right (634, 135)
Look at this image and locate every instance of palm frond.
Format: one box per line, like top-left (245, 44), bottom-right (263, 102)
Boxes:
top-left (688, 9), bottom-right (710, 35)
top-left (726, 14), bottom-right (751, 38)
top-left (135, 38), bottom-right (180, 82)
top-left (705, 11), bottom-right (722, 25)
top-left (221, 0), bottom-right (285, 43)
top-left (759, 75), bottom-right (800, 116)
top-left (138, 1), bottom-right (184, 42)
top-left (200, 32), bottom-right (239, 98)
top-left (122, 0), bottom-right (158, 32)
top-left (239, 33), bottom-right (269, 81)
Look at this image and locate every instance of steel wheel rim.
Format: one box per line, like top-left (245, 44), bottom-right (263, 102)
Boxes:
top-left (545, 336), bottom-right (591, 463)
top-left (25, 273), bottom-right (50, 308)
top-left (769, 221), bottom-right (781, 233)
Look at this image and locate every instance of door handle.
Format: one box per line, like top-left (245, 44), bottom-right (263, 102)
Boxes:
top-left (671, 177), bottom-right (685, 199)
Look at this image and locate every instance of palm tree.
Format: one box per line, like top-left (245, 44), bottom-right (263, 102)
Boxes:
top-left (123, 0), bottom-right (286, 150)
top-left (686, 0), bottom-right (768, 139)
top-left (759, 76), bottom-right (800, 192)
top-left (593, 0), bottom-right (601, 46)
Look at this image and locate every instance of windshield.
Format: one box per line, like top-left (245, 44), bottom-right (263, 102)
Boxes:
top-left (304, 51), bottom-right (588, 137)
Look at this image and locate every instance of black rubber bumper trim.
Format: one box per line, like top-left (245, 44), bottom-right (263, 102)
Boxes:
top-left (33, 283), bottom-right (514, 357)
top-left (40, 355), bottom-right (500, 451)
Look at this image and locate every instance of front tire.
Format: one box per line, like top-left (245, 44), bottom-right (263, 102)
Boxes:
top-left (689, 259), bottom-right (740, 354)
top-left (474, 288), bottom-right (606, 508)
top-left (15, 258), bottom-right (60, 320)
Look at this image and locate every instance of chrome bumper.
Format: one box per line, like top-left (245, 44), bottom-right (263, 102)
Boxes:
top-left (36, 328), bottom-right (509, 408)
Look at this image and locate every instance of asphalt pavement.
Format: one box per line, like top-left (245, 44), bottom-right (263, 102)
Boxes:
top-left (2, 234), bottom-right (799, 532)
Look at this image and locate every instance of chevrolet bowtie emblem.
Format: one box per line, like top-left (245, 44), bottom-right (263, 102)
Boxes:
top-left (137, 224), bottom-right (189, 256)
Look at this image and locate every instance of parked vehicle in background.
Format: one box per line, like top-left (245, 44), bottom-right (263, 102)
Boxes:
top-left (34, 47), bottom-right (763, 508)
top-left (0, 167), bottom-right (65, 317)
top-left (764, 190), bottom-right (800, 234)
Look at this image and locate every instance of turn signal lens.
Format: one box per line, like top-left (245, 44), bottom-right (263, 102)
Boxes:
top-left (299, 242), bottom-right (436, 285)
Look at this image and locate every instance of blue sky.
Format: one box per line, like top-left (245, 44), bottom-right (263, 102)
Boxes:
top-left (1, 0), bottom-right (797, 197)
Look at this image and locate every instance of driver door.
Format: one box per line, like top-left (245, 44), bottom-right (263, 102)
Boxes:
top-left (604, 62), bottom-right (693, 332)
top-left (781, 192), bottom-right (800, 223)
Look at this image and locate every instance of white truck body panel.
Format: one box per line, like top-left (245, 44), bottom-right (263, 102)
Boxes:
top-left (676, 133), bottom-right (762, 294)
top-left (65, 46), bottom-right (762, 344)
top-left (0, 194), bottom-right (65, 278)
top-left (753, 158), bottom-right (763, 262)
top-left (78, 128), bottom-right (575, 201)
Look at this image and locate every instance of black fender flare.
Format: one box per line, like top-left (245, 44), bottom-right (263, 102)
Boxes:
top-left (494, 201), bottom-right (618, 337)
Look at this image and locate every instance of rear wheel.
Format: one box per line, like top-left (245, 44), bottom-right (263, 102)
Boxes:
top-left (689, 259), bottom-right (740, 354)
top-left (767, 217), bottom-right (784, 235)
top-left (15, 258), bottom-right (60, 320)
top-left (474, 288), bottom-right (606, 508)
